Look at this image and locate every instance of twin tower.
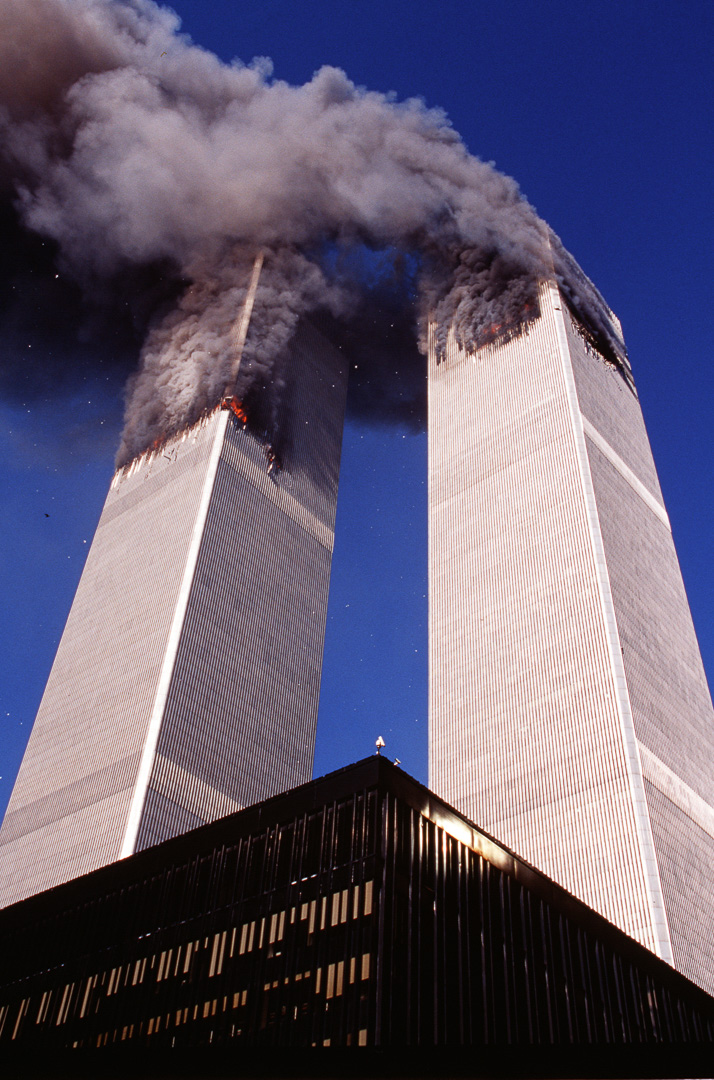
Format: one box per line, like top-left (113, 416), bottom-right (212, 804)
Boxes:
top-left (2, 276), bottom-right (714, 996)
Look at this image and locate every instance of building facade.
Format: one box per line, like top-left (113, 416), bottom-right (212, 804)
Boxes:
top-left (1, 757), bottom-right (713, 1073)
top-left (0, 320), bottom-right (347, 907)
top-left (428, 281), bottom-right (714, 992)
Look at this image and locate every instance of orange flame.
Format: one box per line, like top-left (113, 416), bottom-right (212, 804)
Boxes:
top-left (221, 396), bottom-right (248, 425)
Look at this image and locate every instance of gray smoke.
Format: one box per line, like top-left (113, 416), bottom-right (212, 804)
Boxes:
top-left (119, 246), bottom-right (347, 458)
top-left (0, 0), bottom-right (625, 465)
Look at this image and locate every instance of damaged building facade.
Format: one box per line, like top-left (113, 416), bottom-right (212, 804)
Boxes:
top-left (0, 321), bottom-right (348, 907)
top-left (2, 243), bottom-right (714, 1054)
top-left (428, 280), bottom-right (714, 994)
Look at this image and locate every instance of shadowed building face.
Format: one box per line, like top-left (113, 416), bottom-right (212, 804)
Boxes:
top-left (428, 280), bottom-right (714, 993)
top-left (0, 320), bottom-right (347, 907)
top-left (3, 757), bottom-right (714, 1061)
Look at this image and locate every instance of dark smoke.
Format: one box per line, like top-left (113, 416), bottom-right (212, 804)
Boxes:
top-left (0, 0), bottom-right (625, 466)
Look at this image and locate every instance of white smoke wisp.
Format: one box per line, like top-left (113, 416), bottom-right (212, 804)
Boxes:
top-left (0, 0), bottom-right (625, 464)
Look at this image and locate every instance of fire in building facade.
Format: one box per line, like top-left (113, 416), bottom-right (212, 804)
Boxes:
top-left (0, 320), bottom-right (348, 908)
top-left (428, 279), bottom-right (714, 994)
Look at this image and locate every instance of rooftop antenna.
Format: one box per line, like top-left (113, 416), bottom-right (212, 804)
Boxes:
top-left (375, 736), bottom-right (385, 755)
top-left (224, 249), bottom-right (265, 400)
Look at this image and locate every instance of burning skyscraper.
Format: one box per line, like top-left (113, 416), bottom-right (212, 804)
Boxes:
top-left (2, 0), bottom-right (713, 1005)
top-left (428, 279), bottom-right (714, 993)
top-left (0, 318), bottom-right (347, 907)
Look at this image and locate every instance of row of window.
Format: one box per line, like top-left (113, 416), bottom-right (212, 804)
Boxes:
top-left (0, 880), bottom-right (375, 1043)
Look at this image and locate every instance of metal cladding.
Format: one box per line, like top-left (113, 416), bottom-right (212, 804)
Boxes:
top-left (428, 281), bottom-right (714, 993)
top-left (1, 757), bottom-right (713, 1068)
top-left (0, 320), bottom-right (347, 907)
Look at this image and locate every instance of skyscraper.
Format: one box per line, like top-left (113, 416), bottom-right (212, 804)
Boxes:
top-left (428, 279), bottom-right (714, 992)
top-left (0, 319), bottom-right (347, 907)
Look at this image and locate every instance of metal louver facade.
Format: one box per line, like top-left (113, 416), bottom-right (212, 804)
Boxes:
top-left (0, 320), bottom-right (347, 907)
top-left (4, 756), bottom-right (712, 1075)
top-left (428, 281), bottom-right (714, 993)
top-left (1, 757), bottom-right (713, 1074)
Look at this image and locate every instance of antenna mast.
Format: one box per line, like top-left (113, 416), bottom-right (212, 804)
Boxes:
top-left (224, 250), bottom-right (264, 399)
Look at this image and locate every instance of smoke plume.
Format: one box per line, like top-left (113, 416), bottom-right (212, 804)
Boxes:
top-left (0, 0), bottom-right (625, 465)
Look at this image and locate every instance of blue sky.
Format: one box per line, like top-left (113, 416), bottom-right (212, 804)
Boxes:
top-left (1, 0), bottom-right (712, 812)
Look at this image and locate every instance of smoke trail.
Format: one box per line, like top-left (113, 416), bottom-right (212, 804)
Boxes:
top-left (0, 0), bottom-right (625, 464)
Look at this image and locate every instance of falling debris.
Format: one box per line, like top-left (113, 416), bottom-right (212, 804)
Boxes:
top-left (266, 448), bottom-right (280, 483)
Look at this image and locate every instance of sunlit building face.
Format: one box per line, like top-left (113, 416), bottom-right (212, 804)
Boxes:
top-left (0, 321), bottom-right (347, 907)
